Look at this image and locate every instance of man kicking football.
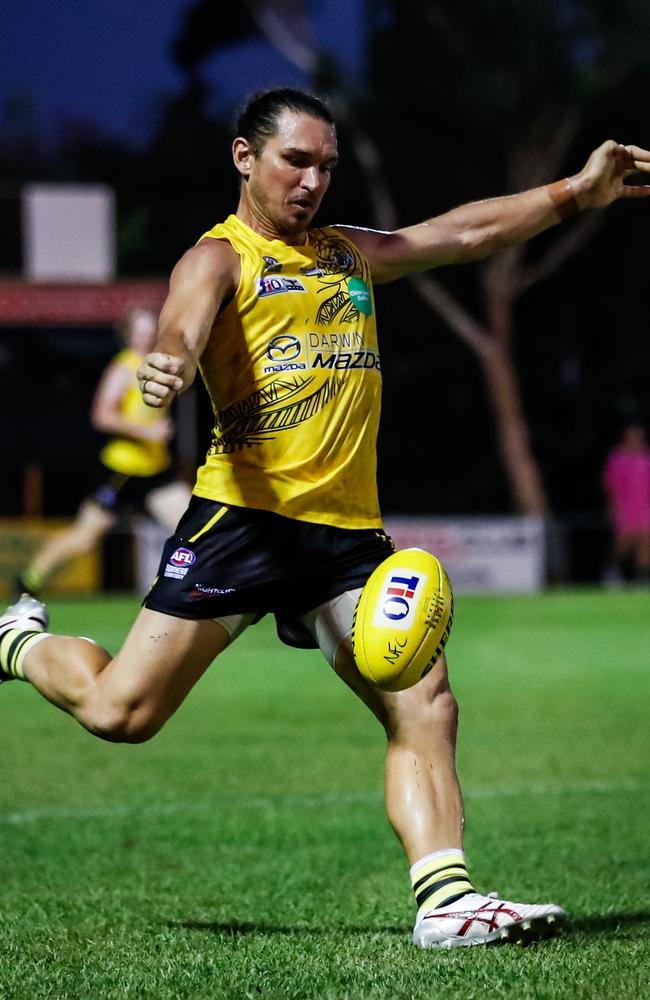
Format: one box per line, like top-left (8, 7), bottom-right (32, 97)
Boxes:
top-left (3, 88), bottom-right (650, 948)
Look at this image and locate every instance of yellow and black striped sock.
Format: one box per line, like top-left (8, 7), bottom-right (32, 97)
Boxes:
top-left (410, 849), bottom-right (475, 913)
top-left (0, 629), bottom-right (49, 680)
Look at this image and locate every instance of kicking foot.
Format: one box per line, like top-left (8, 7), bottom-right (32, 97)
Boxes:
top-left (0, 594), bottom-right (49, 683)
top-left (12, 574), bottom-right (40, 601)
top-left (412, 891), bottom-right (566, 949)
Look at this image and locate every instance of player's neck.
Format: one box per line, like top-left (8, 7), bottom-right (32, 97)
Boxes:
top-left (235, 198), bottom-right (308, 247)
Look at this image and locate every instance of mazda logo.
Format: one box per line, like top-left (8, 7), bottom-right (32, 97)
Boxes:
top-left (267, 335), bottom-right (301, 362)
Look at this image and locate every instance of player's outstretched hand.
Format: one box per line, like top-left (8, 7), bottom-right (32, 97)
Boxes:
top-left (137, 353), bottom-right (185, 408)
top-left (573, 140), bottom-right (650, 209)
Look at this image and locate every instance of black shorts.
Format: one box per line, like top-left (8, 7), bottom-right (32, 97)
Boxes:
top-left (143, 497), bottom-right (394, 647)
top-left (91, 464), bottom-right (174, 515)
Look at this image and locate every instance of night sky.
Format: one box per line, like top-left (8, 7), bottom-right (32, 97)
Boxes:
top-left (2, 0), bottom-right (365, 143)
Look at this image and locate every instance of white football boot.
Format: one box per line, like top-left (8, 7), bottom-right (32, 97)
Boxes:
top-left (0, 594), bottom-right (49, 684)
top-left (413, 891), bottom-right (566, 948)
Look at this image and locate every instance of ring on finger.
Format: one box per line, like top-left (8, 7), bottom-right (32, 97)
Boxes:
top-left (143, 379), bottom-right (150, 394)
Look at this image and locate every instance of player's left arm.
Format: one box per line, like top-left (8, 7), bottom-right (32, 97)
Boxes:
top-left (340, 141), bottom-right (650, 284)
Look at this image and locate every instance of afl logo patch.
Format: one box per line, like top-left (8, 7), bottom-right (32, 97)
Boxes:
top-left (169, 548), bottom-right (196, 567)
top-left (164, 547), bottom-right (197, 580)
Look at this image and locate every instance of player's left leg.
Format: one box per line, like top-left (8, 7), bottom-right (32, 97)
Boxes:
top-left (303, 591), bottom-right (565, 948)
top-left (634, 528), bottom-right (650, 582)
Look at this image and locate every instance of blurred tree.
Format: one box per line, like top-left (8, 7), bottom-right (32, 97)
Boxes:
top-left (361, 0), bottom-right (650, 514)
top-left (168, 0), bottom-right (650, 516)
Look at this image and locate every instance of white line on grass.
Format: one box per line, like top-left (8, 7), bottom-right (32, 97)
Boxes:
top-left (1, 778), bottom-right (647, 826)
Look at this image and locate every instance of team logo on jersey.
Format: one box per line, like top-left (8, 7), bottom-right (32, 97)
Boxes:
top-left (164, 547), bottom-right (196, 580)
top-left (334, 249), bottom-right (354, 271)
top-left (262, 255), bottom-right (282, 274)
top-left (347, 276), bottom-right (373, 316)
top-left (372, 571), bottom-right (426, 631)
top-left (257, 276), bottom-right (306, 298)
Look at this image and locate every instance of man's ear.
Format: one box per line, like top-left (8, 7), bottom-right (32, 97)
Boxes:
top-left (233, 137), bottom-right (254, 180)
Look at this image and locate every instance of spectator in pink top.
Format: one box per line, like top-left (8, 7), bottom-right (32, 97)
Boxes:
top-left (603, 422), bottom-right (650, 582)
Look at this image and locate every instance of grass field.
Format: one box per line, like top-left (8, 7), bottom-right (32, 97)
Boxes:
top-left (1, 590), bottom-right (649, 999)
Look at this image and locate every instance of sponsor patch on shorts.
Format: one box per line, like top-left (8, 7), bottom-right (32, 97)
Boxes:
top-left (190, 583), bottom-right (236, 597)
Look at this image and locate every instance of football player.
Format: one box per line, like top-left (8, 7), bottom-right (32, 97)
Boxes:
top-left (4, 88), bottom-right (650, 947)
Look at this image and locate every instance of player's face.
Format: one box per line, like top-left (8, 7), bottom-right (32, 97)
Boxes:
top-left (623, 425), bottom-right (647, 449)
top-left (127, 309), bottom-right (158, 354)
top-left (241, 111), bottom-right (338, 237)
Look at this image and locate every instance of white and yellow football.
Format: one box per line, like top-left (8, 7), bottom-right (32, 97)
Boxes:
top-left (352, 548), bottom-right (454, 692)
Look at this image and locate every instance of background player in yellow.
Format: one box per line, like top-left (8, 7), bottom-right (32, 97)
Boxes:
top-left (15, 308), bottom-right (191, 599)
top-left (3, 89), bottom-right (650, 949)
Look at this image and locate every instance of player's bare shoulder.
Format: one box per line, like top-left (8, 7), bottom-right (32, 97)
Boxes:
top-left (170, 237), bottom-right (240, 308)
top-left (330, 224), bottom-right (396, 285)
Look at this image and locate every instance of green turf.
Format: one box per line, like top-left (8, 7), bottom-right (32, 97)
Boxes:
top-left (1, 591), bottom-right (649, 998)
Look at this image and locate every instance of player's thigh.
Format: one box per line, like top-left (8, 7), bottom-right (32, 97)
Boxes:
top-left (73, 498), bottom-right (117, 539)
top-left (95, 607), bottom-right (231, 725)
top-left (615, 530), bottom-right (638, 555)
top-left (145, 481), bottom-right (192, 530)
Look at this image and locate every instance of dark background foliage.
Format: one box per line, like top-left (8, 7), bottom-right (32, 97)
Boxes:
top-left (2, 0), bottom-right (649, 580)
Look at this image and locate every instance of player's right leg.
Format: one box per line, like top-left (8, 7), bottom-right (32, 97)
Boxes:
top-left (0, 599), bottom-right (231, 743)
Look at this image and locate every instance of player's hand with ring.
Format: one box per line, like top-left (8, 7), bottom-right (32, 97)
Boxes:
top-left (138, 353), bottom-right (185, 408)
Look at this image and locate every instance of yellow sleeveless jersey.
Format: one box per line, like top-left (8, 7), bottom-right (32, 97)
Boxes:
top-left (99, 348), bottom-right (170, 478)
top-left (194, 214), bottom-right (382, 528)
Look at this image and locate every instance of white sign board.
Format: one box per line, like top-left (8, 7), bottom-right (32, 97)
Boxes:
top-left (384, 516), bottom-right (546, 593)
top-left (131, 515), bottom-right (545, 597)
top-left (22, 183), bottom-right (115, 282)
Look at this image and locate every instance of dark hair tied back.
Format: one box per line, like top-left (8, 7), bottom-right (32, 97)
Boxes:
top-left (234, 88), bottom-right (334, 154)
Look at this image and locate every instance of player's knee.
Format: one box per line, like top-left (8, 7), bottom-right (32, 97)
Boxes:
top-left (387, 673), bottom-right (459, 739)
top-left (83, 701), bottom-right (162, 745)
top-left (420, 677), bottom-right (459, 732)
top-left (429, 686), bottom-right (459, 732)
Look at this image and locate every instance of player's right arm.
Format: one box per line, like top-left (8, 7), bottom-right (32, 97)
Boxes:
top-left (137, 238), bottom-right (239, 408)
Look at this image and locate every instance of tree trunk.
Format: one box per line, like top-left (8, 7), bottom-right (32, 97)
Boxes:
top-left (481, 342), bottom-right (548, 515)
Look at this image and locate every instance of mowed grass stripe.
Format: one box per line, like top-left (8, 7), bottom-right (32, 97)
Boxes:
top-left (2, 777), bottom-right (649, 827)
top-left (0, 590), bottom-right (649, 999)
